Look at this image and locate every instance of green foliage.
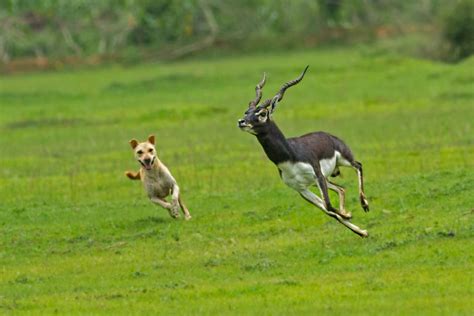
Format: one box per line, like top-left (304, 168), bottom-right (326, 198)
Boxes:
top-left (0, 0), bottom-right (458, 63)
top-left (442, 0), bottom-right (474, 61)
top-left (129, 0), bottom-right (197, 45)
top-left (0, 0), bottom-right (137, 60)
top-left (0, 44), bottom-right (473, 314)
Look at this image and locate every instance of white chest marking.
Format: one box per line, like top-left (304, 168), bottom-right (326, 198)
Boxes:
top-left (277, 161), bottom-right (316, 191)
top-left (142, 168), bottom-right (175, 198)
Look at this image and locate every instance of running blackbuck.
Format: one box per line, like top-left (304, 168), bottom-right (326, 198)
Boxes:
top-left (238, 66), bottom-right (370, 237)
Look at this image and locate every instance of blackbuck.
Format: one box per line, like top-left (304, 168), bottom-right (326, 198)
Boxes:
top-left (238, 66), bottom-right (370, 237)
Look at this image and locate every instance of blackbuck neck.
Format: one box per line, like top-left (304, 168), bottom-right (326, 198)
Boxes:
top-left (256, 120), bottom-right (294, 165)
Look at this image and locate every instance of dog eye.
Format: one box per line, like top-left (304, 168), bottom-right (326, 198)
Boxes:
top-left (148, 148), bottom-right (153, 153)
top-left (137, 150), bottom-right (143, 155)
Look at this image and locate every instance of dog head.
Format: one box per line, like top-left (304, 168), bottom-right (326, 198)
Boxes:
top-left (129, 135), bottom-right (157, 170)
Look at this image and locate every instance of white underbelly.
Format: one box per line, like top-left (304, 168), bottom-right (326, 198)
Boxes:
top-left (319, 154), bottom-right (337, 178)
top-left (277, 161), bottom-right (316, 191)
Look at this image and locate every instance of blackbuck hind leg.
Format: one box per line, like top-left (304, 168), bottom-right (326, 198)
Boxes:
top-left (351, 161), bottom-right (369, 212)
top-left (326, 181), bottom-right (352, 219)
top-left (299, 189), bottom-right (368, 238)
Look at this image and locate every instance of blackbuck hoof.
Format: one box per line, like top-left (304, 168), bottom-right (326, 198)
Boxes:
top-left (360, 197), bottom-right (370, 212)
top-left (339, 210), bottom-right (352, 220)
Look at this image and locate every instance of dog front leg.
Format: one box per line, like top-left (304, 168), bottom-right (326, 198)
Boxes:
top-left (150, 197), bottom-right (172, 209)
top-left (125, 171), bottom-right (141, 180)
top-left (151, 197), bottom-right (179, 219)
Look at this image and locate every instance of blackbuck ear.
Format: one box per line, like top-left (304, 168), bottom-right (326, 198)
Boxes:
top-left (129, 139), bottom-right (139, 149)
top-left (147, 135), bottom-right (155, 145)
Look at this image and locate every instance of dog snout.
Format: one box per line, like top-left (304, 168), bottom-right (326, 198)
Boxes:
top-left (143, 158), bottom-right (152, 164)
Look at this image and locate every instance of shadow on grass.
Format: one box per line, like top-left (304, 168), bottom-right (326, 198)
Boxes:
top-left (134, 216), bottom-right (168, 226)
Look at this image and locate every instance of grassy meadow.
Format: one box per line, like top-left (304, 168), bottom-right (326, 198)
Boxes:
top-left (0, 44), bottom-right (473, 314)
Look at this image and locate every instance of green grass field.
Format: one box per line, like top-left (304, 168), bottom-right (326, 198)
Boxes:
top-left (1, 45), bottom-right (473, 314)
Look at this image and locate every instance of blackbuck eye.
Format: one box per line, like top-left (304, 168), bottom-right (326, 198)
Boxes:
top-left (259, 111), bottom-right (267, 117)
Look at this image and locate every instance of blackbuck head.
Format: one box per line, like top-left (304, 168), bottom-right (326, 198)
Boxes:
top-left (238, 65), bottom-right (309, 135)
top-left (129, 135), bottom-right (157, 170)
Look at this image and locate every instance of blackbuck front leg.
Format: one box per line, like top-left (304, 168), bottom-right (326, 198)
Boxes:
top-left (306, 168), bottom-right (367, 237)
top-left (300, 189), bottom-right (368, 237)
top-left (326, 181), bottom-right (352, 219)
top-left (351, 161), bottom-right (369, 212)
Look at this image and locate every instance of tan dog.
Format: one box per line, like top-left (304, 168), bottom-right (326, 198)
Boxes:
top-left (125, 135), bottom-right (191, 220)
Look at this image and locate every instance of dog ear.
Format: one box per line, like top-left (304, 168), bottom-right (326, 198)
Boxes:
top-left (147, 135), bottom-right (155, 145)
top-left (129, 139), bottom-right (139, 149)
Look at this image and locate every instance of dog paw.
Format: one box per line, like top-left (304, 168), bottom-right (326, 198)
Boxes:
top-left (168, 203), bottom-right (180, 219)
top-left (168, 208), bottom-right (180, 219)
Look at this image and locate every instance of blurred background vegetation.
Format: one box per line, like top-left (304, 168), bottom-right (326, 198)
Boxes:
top-left (0, 0), bottom-right (473, 72)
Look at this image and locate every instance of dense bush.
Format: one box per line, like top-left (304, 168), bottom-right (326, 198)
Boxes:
top-left (0, 0), bottom-right (461, 64)
top-left (442, 0), bottom-right (474, 61)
